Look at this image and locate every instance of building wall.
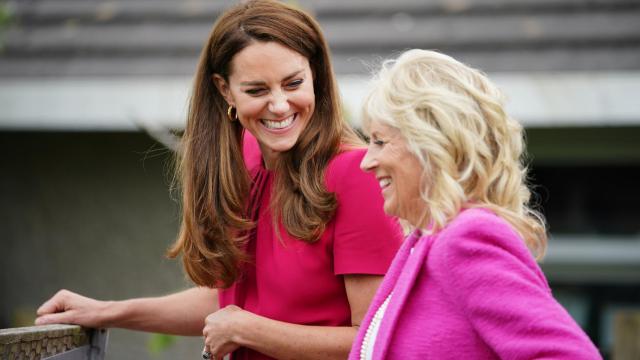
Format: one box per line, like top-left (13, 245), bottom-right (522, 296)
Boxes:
top-left (3, 128), bottom-right (640, 358)
top-left (0, 132), bottom-right (202, 359)
top-left (2, 1), bottom-right (640, 358)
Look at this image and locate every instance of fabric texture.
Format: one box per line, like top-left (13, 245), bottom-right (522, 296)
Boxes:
top-left (220, 132), bottom-right (403, 360)
top-left (350, 208), bottom-right (602, 360)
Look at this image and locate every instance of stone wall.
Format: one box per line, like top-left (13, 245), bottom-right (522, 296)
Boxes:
top-left (0, 325), bottom-right (106, 360)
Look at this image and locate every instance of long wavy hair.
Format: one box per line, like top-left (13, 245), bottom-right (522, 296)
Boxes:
top-left (167, 0), bottom-right (361, 287)
top-left (362, 49), bottom-right (547, 259)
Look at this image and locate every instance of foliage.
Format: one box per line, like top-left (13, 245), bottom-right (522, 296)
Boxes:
top-left (11, 307), bottom-right (36, 328)
top-left (147, 333), bottom-right (177, 356)
top-left (0, 2), bottom-right (11, 27)
top-left (0, 1), bottom-right (13, 52)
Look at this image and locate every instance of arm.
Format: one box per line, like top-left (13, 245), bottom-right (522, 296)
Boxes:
top-left (438, 212), bottom-right (601, 359)
top-left (200, 149), bottom-right (396, 358)
top-left (36, 286), bottom-right (218, 336)
top-left (203, 274), bottom-right (383, 360)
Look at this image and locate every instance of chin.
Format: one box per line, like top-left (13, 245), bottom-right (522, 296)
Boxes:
top-left (270, 143), bottom-right (296, 153)
top-left (275, 138), bottom-right (302, 151)
top-left (383, 203), bottom-right (398, 217)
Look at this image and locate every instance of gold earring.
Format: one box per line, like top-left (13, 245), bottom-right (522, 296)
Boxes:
top-left (227, 105), bottom-right (238, 121)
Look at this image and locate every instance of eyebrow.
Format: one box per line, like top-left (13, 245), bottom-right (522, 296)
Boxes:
top-left (239, 69), bottom-right (304, 86)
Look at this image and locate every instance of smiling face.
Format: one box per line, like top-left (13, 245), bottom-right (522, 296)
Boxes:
top-left (214, 41), bottom-right (315, 168)
top-left (360, 120), bottom-right (428, 227)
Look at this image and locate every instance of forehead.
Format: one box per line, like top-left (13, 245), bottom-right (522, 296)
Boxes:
top-left (228, 41), bottom-right (310, 81)
top-left (366, 118), bottom-right (400, 137)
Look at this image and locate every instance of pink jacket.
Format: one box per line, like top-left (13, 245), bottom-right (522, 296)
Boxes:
top-left (350, 208), bottom-right (602, 359)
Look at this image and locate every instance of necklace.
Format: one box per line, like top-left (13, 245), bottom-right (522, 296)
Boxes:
top-left (360, 293), bottom-right (393, 360)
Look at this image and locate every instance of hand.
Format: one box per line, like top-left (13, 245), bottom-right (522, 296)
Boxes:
top-left (202, 305), bottom-right (249, 359)
top-left (35, 289), bottom-right (111, 328)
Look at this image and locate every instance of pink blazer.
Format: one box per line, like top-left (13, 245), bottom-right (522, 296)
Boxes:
top-left (350, 208), bottom-right (602, 360)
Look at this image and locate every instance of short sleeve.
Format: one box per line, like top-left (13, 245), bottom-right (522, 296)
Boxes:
top-left (435, 209), bottom-right (601, 359)
top-left (327, 149), bottom-right (403, 275)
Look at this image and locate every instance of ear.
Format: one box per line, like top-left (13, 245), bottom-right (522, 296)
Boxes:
top-left (212, 74), bottom-right (234, 106)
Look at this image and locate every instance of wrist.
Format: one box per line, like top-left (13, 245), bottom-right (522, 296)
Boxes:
top-left (100, 299), bottom-right (125, 328)
top-left (231, 308), bottom-right (256, 347)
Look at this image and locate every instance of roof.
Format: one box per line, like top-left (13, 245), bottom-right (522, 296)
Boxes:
top-left (1, 0), bottom-right (639, 130)
top-left (1, 0), bottom-right (639, 77)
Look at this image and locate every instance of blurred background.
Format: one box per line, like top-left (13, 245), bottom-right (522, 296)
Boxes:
top-left (1, 0), bottom-right (639, 359)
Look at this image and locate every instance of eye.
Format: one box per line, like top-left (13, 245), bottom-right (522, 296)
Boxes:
top-left (245, 88), bottom-right (267, 96)
top-left (369, 136), bottom-right (385, 147)
top-left (286, 79), bottom-right (304, 89)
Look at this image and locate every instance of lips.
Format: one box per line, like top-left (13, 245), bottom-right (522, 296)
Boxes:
top-left (261, 113), bottom-right (296, 130)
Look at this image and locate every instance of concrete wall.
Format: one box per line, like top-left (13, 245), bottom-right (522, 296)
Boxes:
top-left (0, 131), bottom-right (202, 359)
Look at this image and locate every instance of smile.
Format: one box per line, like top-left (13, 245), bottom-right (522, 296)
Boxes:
top-left (378, 177), bottom-right (391, 189)
top-left (261, 114), bottom-right (296, 130)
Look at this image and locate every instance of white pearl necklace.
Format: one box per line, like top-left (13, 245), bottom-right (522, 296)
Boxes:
top-left (360, 293), bottom-right (393, 360)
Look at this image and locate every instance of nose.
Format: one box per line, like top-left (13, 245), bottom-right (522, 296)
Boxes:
top-left (268, 91), bottom-right (290, 115)
top-left (360, 146), bottom-right (377, 172)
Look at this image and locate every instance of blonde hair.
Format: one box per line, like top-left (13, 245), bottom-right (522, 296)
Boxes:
top-left (362, 49), bottom-right (547, 259)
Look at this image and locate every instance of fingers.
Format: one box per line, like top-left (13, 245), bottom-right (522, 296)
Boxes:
top-left (202, 332), bottom-right (220, 360)
top-left (203, 334), bottom-right (236, 360)
top-left (36, 297), bottom-right (63, 316)
top-left (35, 290), bottom-right (77, 325)
top-left (36, 289), bottom-right (72, 316)
top-left (34, 289), bottom-right (109, 328)
top-left (35, 311), bottom-right (74, 326)
top-left (202, 306), bottom-right (243, 359)
top-left (202, 346), bottom-right (212, 359)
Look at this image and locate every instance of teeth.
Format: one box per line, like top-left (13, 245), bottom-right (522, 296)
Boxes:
top-left (379, 178), bottom-right (391, 188)
top-left (262, 115), bottom-right (294, 129)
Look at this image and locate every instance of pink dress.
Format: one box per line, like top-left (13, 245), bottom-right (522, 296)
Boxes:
top-left (219, 133), bottom-right (403, 360)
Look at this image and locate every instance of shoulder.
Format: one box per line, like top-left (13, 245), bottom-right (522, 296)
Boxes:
top-left (432, 208), bottom-right (533, 264)
top-left (442, 207), bottom-right (519, 240)
top-left (327, 147), bottom-right (366, 175)
top-left (428, 208), bottom-right (549, 293)
top-left (325, 147), bottom-right (369, 191)
top-left (328, 147), bottom-right (403, 275)
top-left (429, 207), bottom-right (550, 297)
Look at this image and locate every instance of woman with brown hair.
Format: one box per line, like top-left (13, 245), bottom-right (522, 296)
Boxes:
top-left (35, 1), bottom-right (402, 359)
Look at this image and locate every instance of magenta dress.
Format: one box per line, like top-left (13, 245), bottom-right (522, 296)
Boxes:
top-left (218, 133), bottom-right (404, 360)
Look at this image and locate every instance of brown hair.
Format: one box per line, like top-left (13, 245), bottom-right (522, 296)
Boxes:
top-left (167, 0), bottom-right (361, 287)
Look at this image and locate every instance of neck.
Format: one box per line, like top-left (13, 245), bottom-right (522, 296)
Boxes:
top-left (259, 143), bottom-right (277, 170)
top-left (404, 201), bottom-right (430, 230)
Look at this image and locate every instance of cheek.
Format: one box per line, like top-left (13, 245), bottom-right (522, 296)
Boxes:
top-left (395, 175), bottom-right (415, 200)
top-left (236, 97), bottom-right (265, 120)
top-left (408, 161), bottom-right (427, 198)
top-left (294, 84), bottom-right (315, 111)
top-left (397, 156), bottom-right (424, 196)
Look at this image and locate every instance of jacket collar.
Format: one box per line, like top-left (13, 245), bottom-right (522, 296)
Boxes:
top-left (372, 229), bottom-right (436, 359)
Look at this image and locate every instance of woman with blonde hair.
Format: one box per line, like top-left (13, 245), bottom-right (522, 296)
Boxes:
top-left (35, 1), bottom-right (403, 359)
top-left (351, 49), bottom-right (601, 359)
